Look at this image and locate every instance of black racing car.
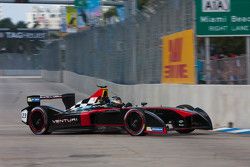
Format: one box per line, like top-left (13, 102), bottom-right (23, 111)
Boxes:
top-left (21, 86), bottom-right (213, 136)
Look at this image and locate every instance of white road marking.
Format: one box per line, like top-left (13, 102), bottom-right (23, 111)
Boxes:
top-left (213, 127), bottom-right (231, 131)
top-left (228, 129), bottom-right (250, 133)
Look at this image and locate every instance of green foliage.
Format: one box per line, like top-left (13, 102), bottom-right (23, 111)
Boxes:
top-left (0, 18), bottom-right (15, 29)
top-left (211, 37), bottom-right (245, 55)
top-left (15, 21), bottom-right (28, 29)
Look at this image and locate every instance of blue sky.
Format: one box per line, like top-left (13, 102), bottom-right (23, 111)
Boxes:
top-left (1, 3), bottom-right (56, 23)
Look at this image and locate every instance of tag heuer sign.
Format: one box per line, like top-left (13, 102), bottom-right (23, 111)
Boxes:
top-left (0, 30), bottom-right (47, 40)
top-left (202, 0), bottom-right (230, 12)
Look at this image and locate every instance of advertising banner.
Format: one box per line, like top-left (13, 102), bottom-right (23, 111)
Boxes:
top-left (117, 7), bottom-right (126, 21)
top-left (85, 0), bottom-right (101, 25)
top-left (161, 30), bottom-right (196, 84)
top-left (85, 0), bottom-right (101, 16)
top-left (196, 0), bottom-right (250, 36)
top-left (74, 0), bottom-right (87, 8)
top-left (60, 6), bottom-right (67, 33)
top-left (74, 0), bottom-right (101, 26)
top-left (0, 30), bottom-right (47, 40)
top-left (77, 8), bottom-right (88, 30)
top-left (66, 6), bottom-right (78, 33)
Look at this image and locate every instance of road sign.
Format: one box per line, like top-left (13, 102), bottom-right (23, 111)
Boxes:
top-left (196, 0), bottom-right (250, 36)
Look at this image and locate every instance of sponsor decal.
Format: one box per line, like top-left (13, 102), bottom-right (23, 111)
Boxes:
top-left (179, 120), bottom-right (184, 123)
top-left (151, 127), bottom-right (163, 132)
top-left (202, 0), bottom-right (230, 12)
top-left (147, 127), bottom-right (164, 132)
top-left (0, 31), bottom-right (47, 39)
top-left (21, 110), bottom-right (28, 123)
top-left (52, 118), bottom-right (78, 124)
top-left (146, 127), bottom-right (152, 131)
top-left (27, 97), bottom-right (40, 102)
top-left (87, 97), bottom-right (98, 104)
top-left (166, 38), bottom-right (187, 79)
top-left (166, 124), bottom-right (173, 130)
top-left (162, 30), bottom-right (196, 84)
top-left (6, 32), bottom-right (46, 39)
top-left (178, 120), bottom-right (185, 127)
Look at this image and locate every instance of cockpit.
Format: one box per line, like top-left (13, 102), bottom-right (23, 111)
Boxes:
top-left (70, 86), bottom-right (127, 112)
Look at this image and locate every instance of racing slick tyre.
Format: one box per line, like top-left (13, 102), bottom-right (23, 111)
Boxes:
top-left (176, 104), bottom-right (194, 111)
top-left (176, 129), bottom-right (195, 134)
top-left (28, 107), bottom-right (51, 135)
top-left (124, 109), bottom-right (146, 136)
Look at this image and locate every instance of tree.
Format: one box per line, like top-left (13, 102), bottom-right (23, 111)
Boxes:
top-left (211, 37), bottom-right (245, 55)
top-left (0, 18), bottom-right (15, 29)
top-left (15, 21), bottom-right (28, 29)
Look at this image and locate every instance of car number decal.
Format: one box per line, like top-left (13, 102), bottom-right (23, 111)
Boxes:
top-left (21, 110), bottom-right (28, 123)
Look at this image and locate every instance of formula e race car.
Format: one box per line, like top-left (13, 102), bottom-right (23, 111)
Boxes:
top-left (21, 86), bottom-right (213, 136)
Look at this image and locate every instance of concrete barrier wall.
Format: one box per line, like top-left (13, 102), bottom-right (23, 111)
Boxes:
top-left (0, 70), bottom-right (41, 76)
top-left (43, 70), bottom-right (250, 128)
top-left (41, 70), bottom-right (62, 83)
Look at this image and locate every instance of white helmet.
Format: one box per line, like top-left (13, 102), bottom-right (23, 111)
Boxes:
top-left (110, 96), bottom-right (123, 107)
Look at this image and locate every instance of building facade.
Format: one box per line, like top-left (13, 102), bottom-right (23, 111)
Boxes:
top-left (26, 6), bottom-right (61, 30)
top-left (0, 6), bottom-right (3, 20)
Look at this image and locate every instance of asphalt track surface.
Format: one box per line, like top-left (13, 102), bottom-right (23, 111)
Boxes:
top-left (0, 77), bottom-right (250, 167)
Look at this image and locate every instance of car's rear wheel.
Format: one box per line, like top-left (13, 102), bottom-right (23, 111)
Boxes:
top-left (28, 107), bottom-right (50, 135)
top-left (124, 109), bottom-right (146, 136)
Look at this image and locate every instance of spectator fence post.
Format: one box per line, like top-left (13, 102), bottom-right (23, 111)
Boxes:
top-left (247, 36), bottom-right (250, 84)
top-left (205, 37), bottom-right (211, 84)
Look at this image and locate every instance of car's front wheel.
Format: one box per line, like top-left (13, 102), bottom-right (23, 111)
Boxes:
top-left (28, 107), bottom-right (50, 135)
top-left (124, 109), bottom-right (146, 136)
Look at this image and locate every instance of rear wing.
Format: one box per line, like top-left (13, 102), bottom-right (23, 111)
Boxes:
top-left (27, 94), bottom-right (75, 110)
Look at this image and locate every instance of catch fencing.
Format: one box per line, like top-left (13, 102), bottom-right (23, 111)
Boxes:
top-left (0, 53), bottom-right (42, 76)
top-left (198, 55), bottom-right (247, 85)
top-left (41, 0), bottom-right (194, 84)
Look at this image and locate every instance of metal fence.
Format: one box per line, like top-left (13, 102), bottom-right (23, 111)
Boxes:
top-left (197, 55), bottom-right (247, 84)
top-left (0, 53), bottom-right (42, 76)
top-left (41, 0), bottom-right (194, 84)
top-left (40, 41), bottom-right (61, 71)
top-left (0, 53), bottom-right (42, 70)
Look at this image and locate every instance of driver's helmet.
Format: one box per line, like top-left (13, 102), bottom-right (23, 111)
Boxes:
top-left (110, 96), bottom-right (123, 107)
